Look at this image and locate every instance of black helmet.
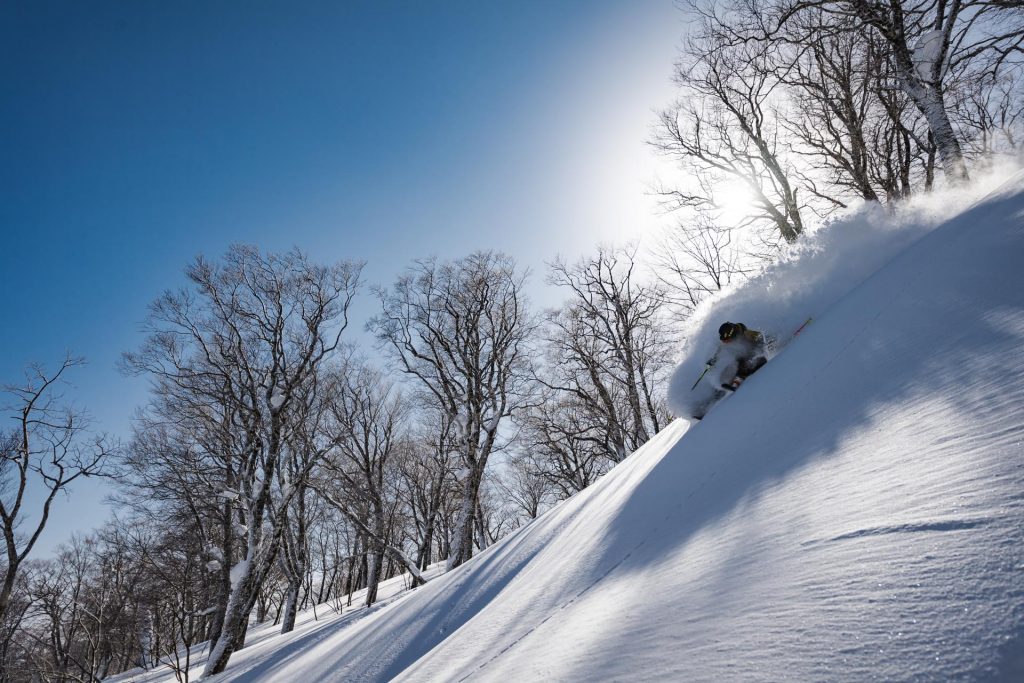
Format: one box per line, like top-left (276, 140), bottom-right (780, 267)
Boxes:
top-left (719, 322), bottom-right (738, 341)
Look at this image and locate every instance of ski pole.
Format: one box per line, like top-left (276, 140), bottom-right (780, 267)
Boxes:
top-left (791, 317), bottom-right (813, 338)
top-left (691, 363), bottom-right (713, 390)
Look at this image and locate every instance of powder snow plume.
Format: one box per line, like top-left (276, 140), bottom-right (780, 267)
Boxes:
top-left (668, 163), bottom-right (1023, 419)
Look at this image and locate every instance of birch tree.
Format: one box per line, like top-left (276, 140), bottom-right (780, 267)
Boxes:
top-left (751, 0), bottom-right (1024, 183)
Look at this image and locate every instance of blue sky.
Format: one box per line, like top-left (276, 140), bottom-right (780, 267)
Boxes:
top-left (1, 1), bottom-right (684, 551)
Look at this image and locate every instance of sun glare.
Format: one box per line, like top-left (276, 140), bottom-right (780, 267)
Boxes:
top-left (713, 177), bottom-right (760, 226)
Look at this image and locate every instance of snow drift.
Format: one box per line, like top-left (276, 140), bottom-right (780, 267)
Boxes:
top-left (122, 172), bottom-right (1024, 682)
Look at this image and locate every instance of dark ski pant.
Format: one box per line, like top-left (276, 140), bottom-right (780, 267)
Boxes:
top-left (694, 355), bottom-right (768, 420)
top-left (719, 355), bottom-right (767, 386)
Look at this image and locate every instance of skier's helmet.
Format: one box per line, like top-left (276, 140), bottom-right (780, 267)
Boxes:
top-left (719, 322), bottom-right (738, 341)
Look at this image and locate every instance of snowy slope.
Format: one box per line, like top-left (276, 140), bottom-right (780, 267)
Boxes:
top-left (124, 176), bottom-right (1024, 682)
top-left (111, 563), bottom-right (448, 683)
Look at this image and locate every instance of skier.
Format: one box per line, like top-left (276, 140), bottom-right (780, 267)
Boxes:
top-left (709, 321), bottom-right (768, 391)
top-left (692, 321), bottom-right (770, 420)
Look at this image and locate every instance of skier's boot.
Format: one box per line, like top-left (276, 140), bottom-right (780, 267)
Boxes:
top-left (721, 377), bottom-right (743, 392)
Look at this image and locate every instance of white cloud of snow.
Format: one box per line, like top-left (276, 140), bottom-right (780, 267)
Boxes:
top-left (668, 163), bottom-right (1023, 419)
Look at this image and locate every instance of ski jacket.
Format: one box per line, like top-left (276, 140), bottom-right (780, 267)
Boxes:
top-left (709, 324), bottom-right (766, 366)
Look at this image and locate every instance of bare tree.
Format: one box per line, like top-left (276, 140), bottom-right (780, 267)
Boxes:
top-left (653, 215), bottom-right (759, 317)
top-left (653, 37), bottom-right (807, 243)
top-left (515, 393), bottom-right (612, 499)
top-left (314, 363), bottom-right (422, 605)
top-left (307, 506), bottom-right (347, 608)
top-left (475, 476), bottom-right (519, 546)
top-left (1, 357), bottom-right (112, 629)
top-left (123, 245), bottom-right (362, 677)
top-left (954, 65), bottom-right (1024, 156)
top-left (541, 246), bottom-right (673, 464)
top-left (117, 413), bottom-right (234, 650)
top-left (370, 251), bottom-right (534, 570)
top-left (398, 403), bottom-right (460, 572)
top-left (118, 521), bottom-right (206, 683)
top-left (275, 397), bottom-right (317, 634)
top-left (8, 527), bottom-right (147, 683)
top-left (497, 455), bottom-right (555, 523)
top-left (0, 569), bottom-right (31, 682)
top-left (751, 0), bottom-right (1024, 183)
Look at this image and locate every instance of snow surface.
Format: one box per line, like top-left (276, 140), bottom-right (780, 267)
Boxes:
top-left (110, 564), bottom-right (447, 683)
top-left (117, 172), bottom-right (1024, 681)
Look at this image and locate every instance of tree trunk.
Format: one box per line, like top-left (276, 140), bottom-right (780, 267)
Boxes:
top-left (202, 524), bottom-right (280, 676)
top-left (447, 464), bottom-right (484, 570)
top-left (203, 564), bottom-right (258, 677)
top-left (136, 605), bottom-right (155, 669)
top-left (206, 503), bottom-right (234, 645)
top-left (0, 558), bottom-right (20, 628)
top-left (913, 85), bottom-right (969, 184)
top-left (364, 507), bottom-right (385, 606)
top-left (280, 579), bottom-right (301, 634)
top-left (475, 498), bottom-right (488, 550)
top-left (417, 522), bottom-right (434, 570)
top-left (344, 550), bottom-right (356, 607)
top-left (364, 548), bottom-right (381, 607)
